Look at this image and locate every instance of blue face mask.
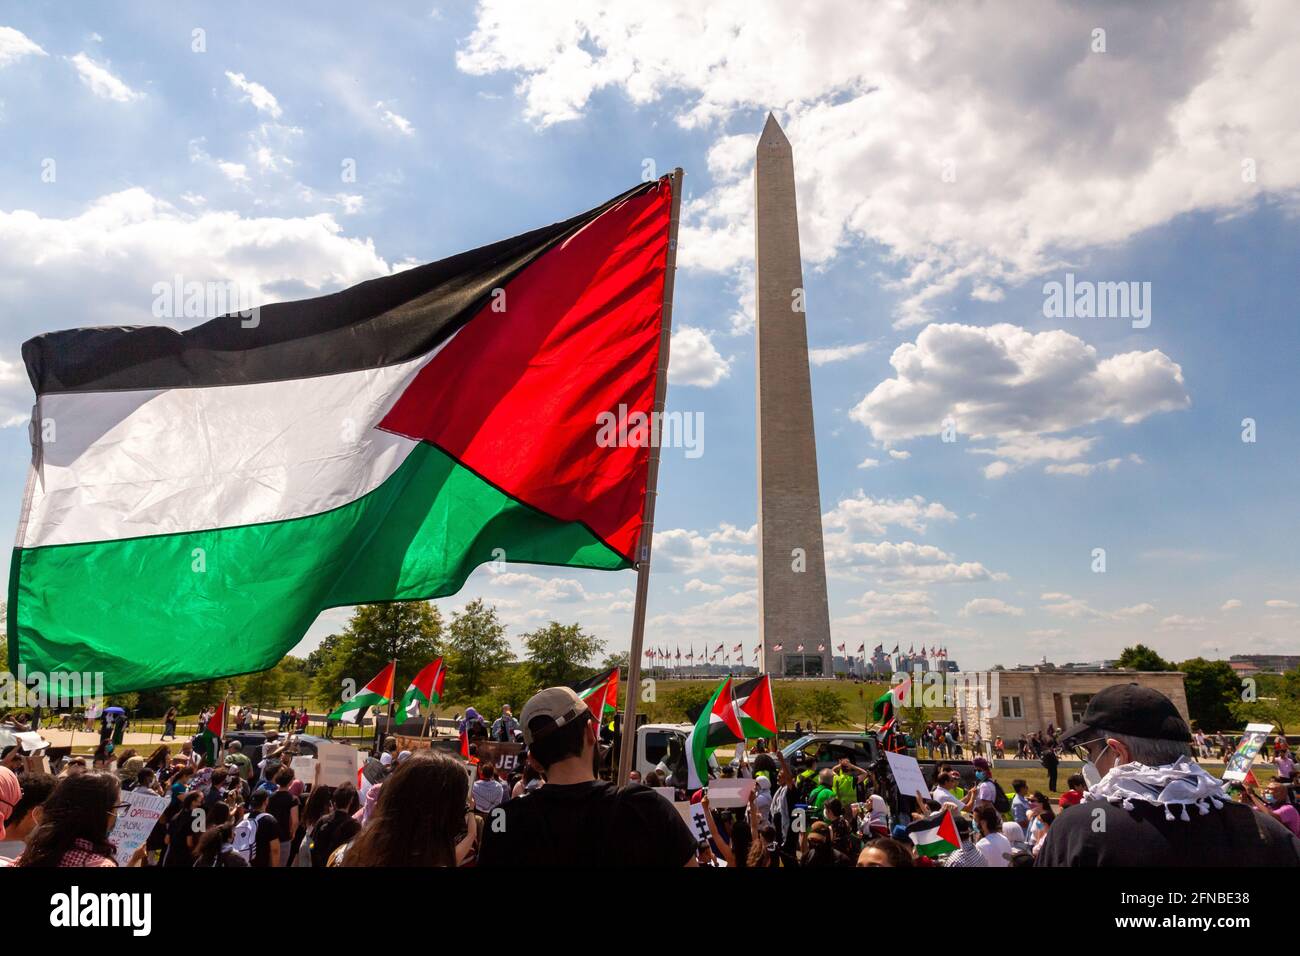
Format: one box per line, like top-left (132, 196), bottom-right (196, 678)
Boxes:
top-left (975, 771), bottom-right (987, 781)
top-left (1264, 793), bottom-right (1277, 805)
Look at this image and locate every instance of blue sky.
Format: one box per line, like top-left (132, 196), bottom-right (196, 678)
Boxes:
top-left (0, 2), bottom-right (1296, 669)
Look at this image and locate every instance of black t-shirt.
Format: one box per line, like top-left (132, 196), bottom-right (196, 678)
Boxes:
top-left (267, 790), bottom-right (299, 841)
top-left (1036, 799), bottom-right (1300, 867)
top-left (164, 810), bottom-right (197, 867)
top-left (251, 812), bottom-right (279, 867)
top-left (311, 810), bottom-right (361, 867)
top-left (477, 781), bottom-right (697, 867)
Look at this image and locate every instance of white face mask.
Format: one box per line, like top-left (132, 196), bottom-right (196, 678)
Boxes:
top-left (1082, 744), bottom-right (1110, 789)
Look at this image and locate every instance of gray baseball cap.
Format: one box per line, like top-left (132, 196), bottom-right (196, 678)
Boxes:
top-left (520, 687), bottom-right (590, 745)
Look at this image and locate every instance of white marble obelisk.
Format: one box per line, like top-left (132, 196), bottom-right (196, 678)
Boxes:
top-left (754, 113), bottom-right (833, 678)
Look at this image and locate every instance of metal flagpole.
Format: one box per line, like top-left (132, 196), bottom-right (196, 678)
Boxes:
top-left (617, 168), bottom-right (683, 787)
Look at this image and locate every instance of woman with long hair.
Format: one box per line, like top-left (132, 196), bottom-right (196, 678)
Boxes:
top-left (291, 783), bottom-right (335, 866)
top-left (144, 745), bottom-right (170, 772)
top-left (16, 772), bottom-right (121, 867)
top-left (340, 751), bottom-right (470, 867)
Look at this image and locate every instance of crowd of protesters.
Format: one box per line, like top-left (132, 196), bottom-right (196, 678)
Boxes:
top-left (0, 683), bottom-right (1296, 867)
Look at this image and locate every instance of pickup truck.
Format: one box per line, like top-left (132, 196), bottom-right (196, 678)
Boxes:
top-left (633, 723), bottom-right (720, 783)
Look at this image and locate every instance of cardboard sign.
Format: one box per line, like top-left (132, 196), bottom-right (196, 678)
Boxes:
top-left (290, 755), bottom-right (317, 785)
top-left (1223, 723), bottom-right (1274, 783)
top-left (314, 740), bottom-right (362, 787)
top-left (110, 790), bottom-right (168, 866)
top-left (705, 778), bottom-right (755, 808)
top-left (676, 800), bottom-right (712, 845)
top-left (885, 750), bottom-right (933, 801)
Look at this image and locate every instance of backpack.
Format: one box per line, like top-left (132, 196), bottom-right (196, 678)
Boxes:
top-left (231, 812), bottom-right (272, 863)
top-left (989, 779), bottom-right (1011, 814)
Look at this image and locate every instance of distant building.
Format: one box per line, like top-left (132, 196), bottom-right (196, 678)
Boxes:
top-left (1229, 654), bottom-right (1299, 675)
top-left (954, 668), bottom-right (1190, 742)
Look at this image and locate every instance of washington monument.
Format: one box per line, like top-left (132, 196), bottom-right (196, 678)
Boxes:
top-left (755, 113), bottom-right (833, 678)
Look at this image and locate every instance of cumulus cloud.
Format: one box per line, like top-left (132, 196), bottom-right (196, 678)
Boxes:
top-left (225, 71), bottom-right (283, 118)
top-left (668, 326), bottom-right (731, 386)
top-left (69, 52), bottom-right (142, 102)
top-left (857, 457), bottom-right (879, 470)
top-left (0, 189), bottom-right (392, 360)
top-left (0, 26), bottom-right (46, 67)
top-left (1265, 599), bottom-right (1298, 609)
top-left (960, 598), bottom-right (1024, 617)
top-left (823, 492), bottom-right (956, 538)
top-left (457, 1), bottom-right (1300, 326)
top-left (1220, 598), bottom-right (1243, 611)
top-left (851, 323), bottom-right (1188, 475)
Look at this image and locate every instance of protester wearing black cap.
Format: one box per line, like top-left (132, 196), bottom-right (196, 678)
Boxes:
top-left (1036, 684), bottom-right (1300, 866)
top-left (477, 687), bottom-right (698, 867)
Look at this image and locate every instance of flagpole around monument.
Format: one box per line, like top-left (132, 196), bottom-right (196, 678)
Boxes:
top-left (616, 167), bottom-right (683, 787)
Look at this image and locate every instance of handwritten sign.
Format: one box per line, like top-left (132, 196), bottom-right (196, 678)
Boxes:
top-left (885, 750), bottom-right (933, 801)
top-left (110, 790), bottom-right (168, 866)
top-left (290, 755), bottom-right (317, 786)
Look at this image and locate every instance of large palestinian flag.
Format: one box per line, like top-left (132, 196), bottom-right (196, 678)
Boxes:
top-left (8, 178), bottom-right (675, 693)
top-left (732, 674), bottom-right (777, 739)
top-left (572, 667), bottom-right (619, 721)
top-left (685, 676), bottom-right (744, 790)
top-left (196, 700), bottom-right (225, 766)
top-left (328, 660), bottom-right (395, 724)
top-left (399, 657), bottom-right (446, 720)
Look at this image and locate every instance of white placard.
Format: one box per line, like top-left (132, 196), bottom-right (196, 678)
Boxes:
top-left (652, 786), bottom-right (676, 804)
top-left (884, 750), bottom-right (932, 802)
top-left (290, 755), bottom-right (317, 784)
top-left (676, 801), bottom-right (711, 845)
top-left (110, 790), bottom-right (169, 866)
top-left (15, 731), bottom-right (48, 753)
top-left (706, 778), bottom-right (755, 808)
top-left (314, 740), bottom-right (361, 787)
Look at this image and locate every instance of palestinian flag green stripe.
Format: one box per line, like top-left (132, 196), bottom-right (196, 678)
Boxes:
top-left (9, 442), bottom-right (627, 693)
top-left (328, 689), bottom-right (390, 722)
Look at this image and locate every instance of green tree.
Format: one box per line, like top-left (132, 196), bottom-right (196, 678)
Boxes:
top-left (663, 683), bottom-right (713, 724)
top-left (311, 602), bottom-right (443, 709)
top-left (600, 650), bottom-right (631, 678)
top-left (486, 663), bottom-right (542, 715)
top-left (444, 599), bottom-right (511, 701)
top-left (1116, 644), bottom-right (1174, 671)
top-left (773, 687), bottom-right (804, 732)
top-left (802, 687), bottom-right (849, 730)
top-left (523, 621), bottom-right (605, 689)
top-left (1179, 657), bottom-right (1240, 731)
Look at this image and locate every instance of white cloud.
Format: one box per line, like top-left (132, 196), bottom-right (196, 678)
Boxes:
top-left (960, 598), bottom-right (1024, 618)
top-left (0, 189), bottom-right (391, 337)
top-left (823, 492), bottom-right (956, 537)
top-left (217, 161), bottom-right (248, 183)
top-left (888, 449), bottom-right (910, 460)
top-left (1220, 599), bottom-right (1243, 611)
top-left (684, 578), bottom-right (724, 594)
top-left (457, 1), bottom-right (1300, 327)
top-left (0, 27), bottom-right (46, 67)
top-left (844, 589), bottom-right (936, 621)
top-left (1044, 455), bottom-right (1140, 477)
top-left (375, 100), bottom-right (414, 135)
top-left (809, 341), bottom-right (871, 365)
top-left (69, 52), bottom-right (142, 102)
top-left (1265, 599), bottom-right (1298, 609)
top-left (856, 457), bottom-right (879, 470)
top-left (852, 323), bottom-right (1188, 476)
top-left (668, 326), bottom-right (731, 387)
top-left (1113, 603), bottom-right (1157, 618)
top-left (1159, 614), bottom-right (1208, 631)
top-left (225, 71), bottom-right (283, 118)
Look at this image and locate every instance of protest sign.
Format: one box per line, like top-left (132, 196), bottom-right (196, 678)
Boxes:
top-left (110, 790), bottom-right (168, 866)
top-left (290, 755), bottom-right (317, 785)
top-left (676, 800), bottom-right (711, 845)
top-left (706, 778), bottom-right (754, 808)
top-left (652, 786), bottom-right (676, 804)
top-left (315, 739), bottom-right (362, 787)
top-left (885, 750), bottom-right (932, 800)
top-left (1223, 723), bottom-right (1274, 782)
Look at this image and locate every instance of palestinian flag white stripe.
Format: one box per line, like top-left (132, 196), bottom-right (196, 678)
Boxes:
top-left (19, 348), bottom-right (444, 549)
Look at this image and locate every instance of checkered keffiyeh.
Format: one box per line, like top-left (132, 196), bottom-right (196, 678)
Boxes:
top-left (58, 838), bottom-right (118, 867)
top-left (941, 841), bottom-right (989, 868)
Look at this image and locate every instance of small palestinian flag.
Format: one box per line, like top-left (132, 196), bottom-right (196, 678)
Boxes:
top-left (329, 661), bottom-right (395, 724)
top-left (197, 701), bottom-right (225, 765)
top-left (732, 675), bottom-right (777, 739)
top-left (8, 177), bottom-right (676, 693)
top-left (572, 667), bottom-right (619, 719)
top-left (909, 809), bottom-right (961, 858)
top-left (873, 675), bottom-right (912, 722)
top-left (399, 657), bottom-right (446, 720)
top-left (686, 677), bottom-right (744, 789)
